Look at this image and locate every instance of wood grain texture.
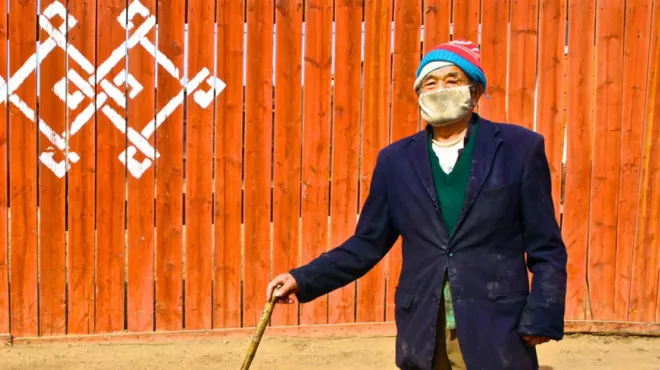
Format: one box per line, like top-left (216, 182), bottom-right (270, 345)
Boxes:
top-left (126, 0), bottom-right (156, 332)
top-left (650, 0), bottom-right (660, 325)
top-left (0, 0), bottom-right (9, 335)
top-left (38, 0), bottom-right (68, 336)
top-left (508, 0), bottom-right (538, 128)
top-left (299, 0), bottom-right (333, 326)
top-left (647, 1), bottom-right (660, 322)
top-left (629, 0), bottom-right (660, 324)
top-left (95, 0), bottom-right (127, 334)
top-left (387, 0), bottom-right (422, 322)
top-left (155, 0), bottom-right (185, 331)
top-left (479, 0), bottom-right (510, 122)
top-left (422, 0), bottom-right (451, 51)
top-left (272, 0), bottom-right (302, 328)
top-left (243, 0), bottom-right (274, 328)
top-left (563, 0), bottom-right (596, 321)
top-left (328, 0), bottom-right (362, 325)
top-left (214, 0), bottom-right (244, 329)
top-left (614, 0), bottom-right (653, 321)
top-left (451, 0), bottom-right (480, 41)
top-left (588, 0), bottom-right (625, 321)
top-left (535, 0), bottom-right (566, 221)
top-left (67, 0), bottom-right (96, 335)
top-left (184, 0), bottom-right (215, 331)
top-left (8, 0), bottom-right (38, 337)
top-left (357, 0), bottom-right (392, 323)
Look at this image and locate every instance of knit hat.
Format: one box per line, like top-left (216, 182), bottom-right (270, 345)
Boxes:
top-left (414, 39), bottom-right (487, 94)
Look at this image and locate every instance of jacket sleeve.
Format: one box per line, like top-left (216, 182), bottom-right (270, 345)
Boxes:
top-left (518, 136), bottom-right (568, 340)
top-left (289, 150), bottom-right (400, 303)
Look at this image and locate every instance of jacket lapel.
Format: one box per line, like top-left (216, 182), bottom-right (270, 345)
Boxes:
top-left (450, 117), bottom-right (503, 240)
top-left (407, 127), bottom-right (440, 209)
top-left (407, 127), bottom-right (450, 244)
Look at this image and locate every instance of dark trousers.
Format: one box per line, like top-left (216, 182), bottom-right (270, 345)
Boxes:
top-left (432, 298), bottom-right (467, 370)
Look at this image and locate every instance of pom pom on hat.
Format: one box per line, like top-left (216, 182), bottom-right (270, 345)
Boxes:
top-left (414, 39), bottom-right (487, 94)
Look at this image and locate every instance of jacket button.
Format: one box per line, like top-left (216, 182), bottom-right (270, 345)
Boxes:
top-left (448, 252), bottom-right (454, 257)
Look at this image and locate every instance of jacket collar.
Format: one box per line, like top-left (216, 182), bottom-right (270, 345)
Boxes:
top-left (407, 114), bottom-right (503, 240)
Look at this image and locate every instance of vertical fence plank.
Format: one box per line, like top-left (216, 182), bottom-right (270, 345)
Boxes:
top-left (614, 0), bottom-right (653, 321)
top-left (563, 0), bottom-right (596, 321)
top-left (126, 0), bottom-right (156, 332)
top-left (386, 0), bottom-right (421, 321)
top-left (214, 0), bottom-right (244, 329)
top-left (588, 0), bottom-right (625, 321)
top-left (536, 0), bottom-right (566, 221)
top-left (479, 0), bottom-right (510, 122)
top-left (95, 0), bottom-right (127, 333)
top-left (451, 0), bottom-right (480, 41)
top-left (508, 0), bottom-right (538, 128)
top-left (630, 0), bottom-right (660, 324)
top-left (155, 0), bottom-right (185, 331)
top-left (272, 0), bottom-right (302, 327)
top-left (243, 0), bottom-right (274, 327)
top-left (422, 0), bottom-right (451, 51)
top-left (357, 0), bottom-right (392, 323)
top-left (38, 0), bottom-right (68, 336)
top-left (184, 0), bottom-right (215, 331)
top-left (650, 1), bottom-right (660, 323)
top-left (67, 0), bottom-right (96, 334)
top-left (299, 0), bottom-right (333, 326)
top-left (0, 0), bottom-right (9, 335)
top-left (8, 0), bottom-right (38, 337)
top-left (328, 0), bottom-right (362, 325)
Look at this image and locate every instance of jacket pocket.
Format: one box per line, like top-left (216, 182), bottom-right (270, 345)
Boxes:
top-left (488, 290), bottom-right (529, 303)
top-left (394, 288), bottom-right (415, 310)
top-left (481, 182), bottom-right (519, 200)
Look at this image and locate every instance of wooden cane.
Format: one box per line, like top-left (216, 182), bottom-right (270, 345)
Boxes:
top-left (240, 285), bottom-right (281, 370)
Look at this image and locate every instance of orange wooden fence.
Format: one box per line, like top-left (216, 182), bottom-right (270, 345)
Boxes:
top-left (0, 0), bottom-right (659, 341)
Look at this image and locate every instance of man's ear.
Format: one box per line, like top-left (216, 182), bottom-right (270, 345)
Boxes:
top-left (472, 83), bottom-right (484, 105)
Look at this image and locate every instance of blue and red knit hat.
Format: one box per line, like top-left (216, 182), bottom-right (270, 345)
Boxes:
top-left (414, 39), bottom-right (487, 94)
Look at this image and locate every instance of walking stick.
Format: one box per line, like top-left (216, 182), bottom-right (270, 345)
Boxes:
top-left (240, 285), bottom-right (281, 370)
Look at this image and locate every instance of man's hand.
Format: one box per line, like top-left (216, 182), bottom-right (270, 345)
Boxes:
top-left (266, 273), bottom-right (299, 304)
top-left (522, 335), bottom-right (551, 347)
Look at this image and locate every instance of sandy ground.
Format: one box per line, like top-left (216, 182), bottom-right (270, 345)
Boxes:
top-left (1, 334), bottom-right (659, 370)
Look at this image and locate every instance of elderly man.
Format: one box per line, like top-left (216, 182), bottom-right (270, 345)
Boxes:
top-left (267, 39), bottom-right (568, 370)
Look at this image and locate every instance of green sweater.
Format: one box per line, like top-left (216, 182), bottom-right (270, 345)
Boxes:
top-left (427, 122), bottom-right (478, 330)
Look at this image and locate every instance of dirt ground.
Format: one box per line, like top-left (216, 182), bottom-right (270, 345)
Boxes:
top-left (1, 334), bottom-right (659, 370)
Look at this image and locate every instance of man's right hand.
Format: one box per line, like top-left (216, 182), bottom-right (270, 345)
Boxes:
top-left (266, 273), bottom-right (299, 304)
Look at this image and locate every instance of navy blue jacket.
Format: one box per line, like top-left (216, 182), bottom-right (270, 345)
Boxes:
top-left (289, 115), bottom-right (568, 370)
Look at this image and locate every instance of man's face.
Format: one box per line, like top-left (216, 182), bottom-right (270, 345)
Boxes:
top-left (419, 65), bottom-right (483, 105)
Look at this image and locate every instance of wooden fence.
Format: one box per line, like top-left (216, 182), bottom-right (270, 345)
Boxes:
top-left (0, 0), bottom-right (659, 341)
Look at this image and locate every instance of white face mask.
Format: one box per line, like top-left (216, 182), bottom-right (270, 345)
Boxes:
top-left (418, 85), bottom-right (474, 127)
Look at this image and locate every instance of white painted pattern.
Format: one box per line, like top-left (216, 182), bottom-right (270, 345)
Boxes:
top-left (0, 0), bottom-right (226, 179)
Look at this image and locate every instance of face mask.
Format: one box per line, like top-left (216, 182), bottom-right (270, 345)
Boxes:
top-left (418, 85), bottom-right (474, 127)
